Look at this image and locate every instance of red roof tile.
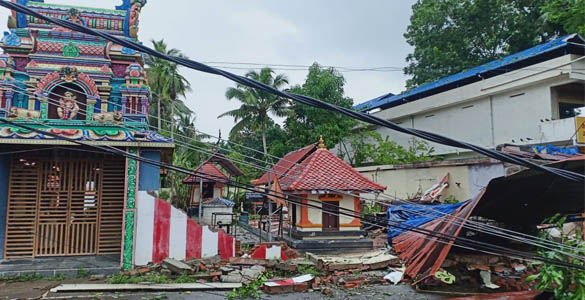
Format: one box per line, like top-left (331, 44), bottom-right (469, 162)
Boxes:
top-left (254, 143), bottom-right (317, 185)
top-left (183, 162), bottom-right (228, 184)
top-left (280, 148), bottom-right (386, 192)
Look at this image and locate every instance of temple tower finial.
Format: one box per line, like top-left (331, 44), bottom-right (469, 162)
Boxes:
top-left (317, 135), bottom-right (327, 150)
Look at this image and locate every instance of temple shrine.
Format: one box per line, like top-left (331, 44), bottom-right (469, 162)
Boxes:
top-left (0, 0), bottom-right (173, 270)
top-left (255, 137), bottom-right (386, 253)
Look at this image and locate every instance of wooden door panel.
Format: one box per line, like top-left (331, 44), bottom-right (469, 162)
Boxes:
top-left (4, 153), bottom-right (125, 258)
top-left (322, 201), bottom-right (340, 232)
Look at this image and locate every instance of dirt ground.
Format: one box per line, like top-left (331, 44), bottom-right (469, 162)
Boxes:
top-left (0, 278), bottom-right (104, 299)
top-left (1, 280), bottom-right (451, 300)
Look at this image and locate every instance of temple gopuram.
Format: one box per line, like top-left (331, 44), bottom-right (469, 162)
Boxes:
top-left (0, 0), bottom-right (173, 271)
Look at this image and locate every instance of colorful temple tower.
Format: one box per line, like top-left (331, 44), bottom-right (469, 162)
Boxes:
top-left (0, 0), bottom-right (173, 271)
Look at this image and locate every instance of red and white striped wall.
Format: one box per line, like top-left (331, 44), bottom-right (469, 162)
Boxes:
top-left (250, 244), bottom-right (289, 261)
top-left (134, 191), bottom-right (235, 266)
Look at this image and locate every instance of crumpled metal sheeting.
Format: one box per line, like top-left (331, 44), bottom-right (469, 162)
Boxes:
top-left (393, 189), bottom-right (485, 284)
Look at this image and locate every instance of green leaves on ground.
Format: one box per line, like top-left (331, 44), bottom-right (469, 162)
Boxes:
top-left (226, 272), bottom-right (271, 300)
top-left (527, 214), bottom-right (585, 300)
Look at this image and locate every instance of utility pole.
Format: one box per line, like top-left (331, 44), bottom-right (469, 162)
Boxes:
top-left (198, 177), bottom-right (203, 223)
top-left (267, 170), bottom-right (273, 242)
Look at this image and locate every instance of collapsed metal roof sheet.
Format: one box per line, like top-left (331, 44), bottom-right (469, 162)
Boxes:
top-left (391, 155), bottom-right (585, 283)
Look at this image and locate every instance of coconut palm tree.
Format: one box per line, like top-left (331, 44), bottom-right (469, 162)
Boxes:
top-left (219, 68), bottom-right (289, 156)
top-left (145, 39), bottom-right (192, 138)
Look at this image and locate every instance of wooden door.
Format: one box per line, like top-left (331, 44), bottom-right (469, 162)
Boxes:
top-left (322, 201), bottom-right (339, 231)
top-left (3, 153), bottom-right (125, 258)
top-left (36, 159), bottom-right (101, 256)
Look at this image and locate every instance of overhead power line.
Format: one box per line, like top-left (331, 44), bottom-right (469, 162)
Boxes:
top-left (7, 83), bottom-right (585, 259)
top-left (1, 0), bottom-right (579, 182)
top-left (1, 117), bottom-right (585, 271)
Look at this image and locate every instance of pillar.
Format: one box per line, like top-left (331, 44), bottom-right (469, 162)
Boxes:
top-left (121, 96), bottom-right (128, 114)
top-left (38, 93), bottom-right (48, 121)
top-left (0, 155), bottom-right (10, 259)
top-left (141, 97), bottom-right (148, 114)
top-left (5, 90), bottom-right (13, 108)
top-left (0, 90), bottom-right (4, 109)
top-left (86, 98), bottom-right (97, 123)
top-left (121, 147), bottom-right (139, 270)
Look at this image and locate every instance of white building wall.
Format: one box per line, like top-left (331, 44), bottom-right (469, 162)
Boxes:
top-left (365, 55), bottom-right (584, 156)
top-left (491, 85), bottom-right (553, 146)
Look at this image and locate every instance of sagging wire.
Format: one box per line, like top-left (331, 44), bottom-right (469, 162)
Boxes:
top-left (0, 0), bottom-right (581, 182)
top-left (9, 83), bottom-right (585, 256)
top-left (2, 118), bottom-right (585, 271)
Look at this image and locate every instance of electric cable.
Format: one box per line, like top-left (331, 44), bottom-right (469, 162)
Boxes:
top-left (9, 83), bottom-right (584, 256)
top-left (1, 0), bottom-right (581, 182)
top-left (2, 118), bottom-right (585, 271)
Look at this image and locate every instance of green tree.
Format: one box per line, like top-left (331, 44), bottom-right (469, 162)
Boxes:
top-left (527, 214), bottom-right (585, 300)
top-left (339, 130), bottom-right (435, 167)
top-left (219, 68), bottom-right (290, 156)
top-left (284, 63), bottom-right (357, 151)
top-left (540, 0), bottom-right (585, 37)
top-left (403, 0), bottom-right (572, 89)
top-left (145, 39), bottom-right (192, 137)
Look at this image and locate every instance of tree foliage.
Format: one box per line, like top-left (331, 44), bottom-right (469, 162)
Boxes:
top-left (527, 214), bottom-right (585, 300)
top-left (284, 63), bottom-right (357, 150)
top-left (403, 0), bottom-right (578, 89)
top-left (339, 130), bottom-right (435, 167)
top-left (219, 68), bottom-right (290, 155)
top-left (540, 0), bottom-right (585, 37)
top-left (145, 39), bottom-right (192, 135)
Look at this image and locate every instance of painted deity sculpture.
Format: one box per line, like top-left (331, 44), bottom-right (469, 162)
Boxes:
top-left (57, 91), bottom-right (80, 120)
top-left (7, 106), bottom-right (40, 120)
top-left (92, 111), bottom-right (123, 124)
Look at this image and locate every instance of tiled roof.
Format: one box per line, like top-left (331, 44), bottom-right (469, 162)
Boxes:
top-left (254, 143), bottom-right (317, 185)
top-left (280, 148), bottom-right (387, 192)
top-left (183, 162), bottom-right (228, 184)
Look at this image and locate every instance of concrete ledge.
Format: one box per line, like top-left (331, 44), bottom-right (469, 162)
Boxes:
top-left (290, 229), bottom-right (366, 240)
top-left (289, 238), bottom-right (373, 254)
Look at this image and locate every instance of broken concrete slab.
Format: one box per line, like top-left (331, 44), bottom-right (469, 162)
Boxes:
top-left (162, 258), bottom-right (192, 274)
top-left (49, 282), bottom-right (242, 293)
top-left (264, 274), bottom-right (314, 294)
top-left (308, 250), bottom-right (399, 272)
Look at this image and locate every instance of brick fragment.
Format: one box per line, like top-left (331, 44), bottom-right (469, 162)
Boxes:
top-left (293, 282), bottom-right (309, 292)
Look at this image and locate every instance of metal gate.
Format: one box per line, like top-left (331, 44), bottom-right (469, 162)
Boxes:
top-left (3, 153), bottom-right (126, 258)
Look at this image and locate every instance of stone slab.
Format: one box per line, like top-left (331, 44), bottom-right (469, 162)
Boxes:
top-left (50, 282), bottom-right (242, 292)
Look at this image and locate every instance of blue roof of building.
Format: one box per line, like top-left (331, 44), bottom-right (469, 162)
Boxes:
top-left (354, 34), bottom-right (585, 112)
top-left (206, 197), bottom-right (235, 207)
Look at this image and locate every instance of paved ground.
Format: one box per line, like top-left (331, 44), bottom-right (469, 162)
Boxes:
top-left (0, 255), bottom-right (120, 278)
top-left (1, 281), bottom-right (451, 300)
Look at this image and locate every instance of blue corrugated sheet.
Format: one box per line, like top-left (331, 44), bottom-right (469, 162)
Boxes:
top-left (387, 201), bottom-right (468, 243)
top-left (207, 197), bottom-right (235, 207)
top-left (355, 34), bottom-right (584, 112)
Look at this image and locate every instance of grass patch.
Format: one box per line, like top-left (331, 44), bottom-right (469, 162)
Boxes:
top-left (173, 272), bottom-right (200, 283)
top-left (226, 272), bottom-right (271, 300)
top-left (296, 264), bottom-right (323, 277)
top-left (0, 273), bottom-right (43, 282)
top-left (108, 272), bottom-right (172, 284)
top-left (48, 274), bottom-right (68, 281)
top-left (76, 268), bottom-right (91, 279)
top-left (0, 273), bottom-right (73, 283)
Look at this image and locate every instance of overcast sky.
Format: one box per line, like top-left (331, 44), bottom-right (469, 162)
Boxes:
top-left (0, 0), bottom-right (415, 136)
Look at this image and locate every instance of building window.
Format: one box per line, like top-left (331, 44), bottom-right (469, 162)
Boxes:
top-left (202, 183), bottom-right (214, 199)
top-left (559, 102), bottom-right (583, 119)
